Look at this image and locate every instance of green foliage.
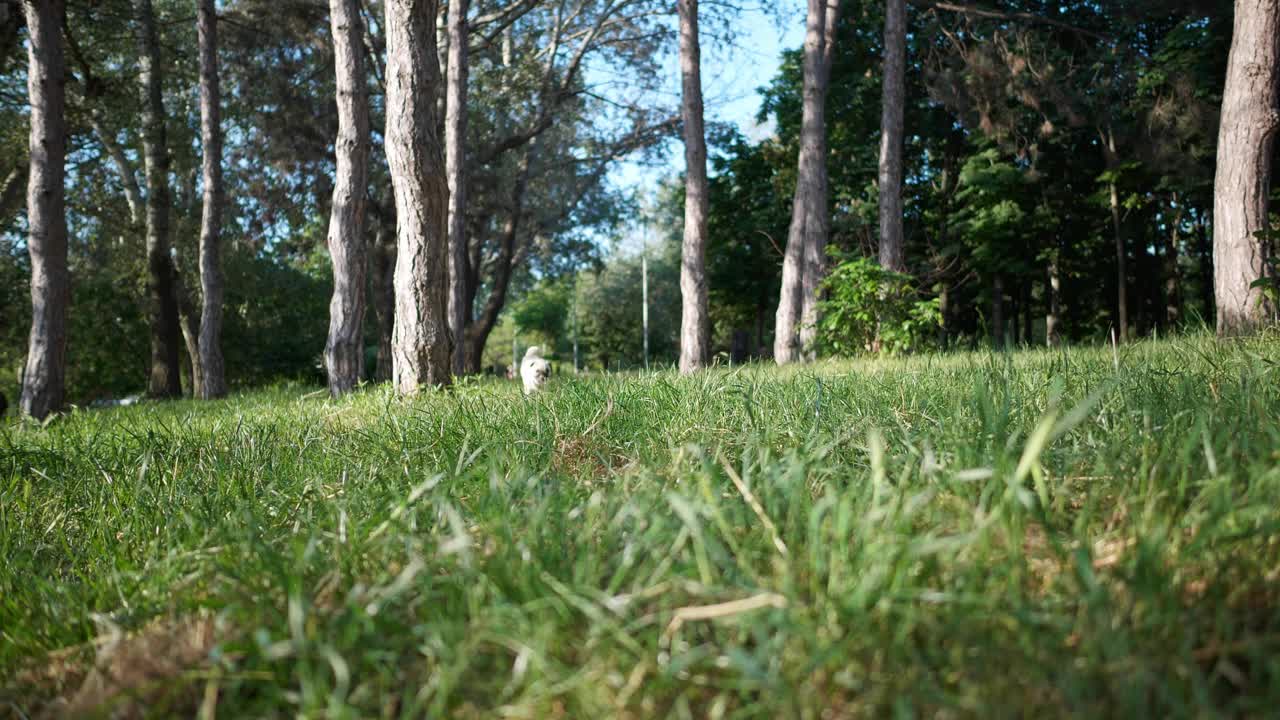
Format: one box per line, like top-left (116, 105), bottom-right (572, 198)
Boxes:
top-left (4, 338), bottom-right (1280, 716)
top-left (1248, 227), bottom-right (1280, 308)
top-left (0, 238), bottom-right (28, 402)
top-left (513, 280), bottom-right (572, 341)
top-left (702, 2), bottom-right (1236, 350)
top-left (219, 251), bottom-right (330, 387)
top-left (0, 240), bottom-right (330, 402)
top-left (817, 252), bottom-right (941, 355)
top-left (575, 242), bottom-right (681, 370)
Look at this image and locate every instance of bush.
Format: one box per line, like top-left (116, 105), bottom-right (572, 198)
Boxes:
top-left (817, 251), bottom-right (940, 356)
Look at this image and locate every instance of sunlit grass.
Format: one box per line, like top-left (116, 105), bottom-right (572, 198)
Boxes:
top-left (3, 333), bottom-right (1280, 717)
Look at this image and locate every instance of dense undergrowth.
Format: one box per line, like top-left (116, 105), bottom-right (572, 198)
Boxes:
top-left (2, 335), bottom-right (1279, 718)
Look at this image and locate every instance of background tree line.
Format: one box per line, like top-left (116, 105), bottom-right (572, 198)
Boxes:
top-left (2, 0), bottom-right (676, 411)
top-left (513, 0), bottom-right (1277, 368)
top-left (2, 0), bottom-right (1277, 410)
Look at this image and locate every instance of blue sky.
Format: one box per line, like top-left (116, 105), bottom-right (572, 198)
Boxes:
top-left (608, 5), bottom-right (805, 205)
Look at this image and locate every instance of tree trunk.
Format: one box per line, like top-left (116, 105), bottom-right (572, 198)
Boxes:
top-left (799, 0), bottom-right (840, 359)
top-left (992, 273), bottom-right (1005, 349)
top-left (755, 302), bottom-right (766, 356)
top-left (19, 0), bottom-right (68, 420)
top-left (325, 0), bottom-right (371, 396)
top-left (1009, 283), bottom-right (1020, 345)
top-left (1196, 213), bottom-right (1215, 322)
top-left (0, 160), bottom-right (26, 227)
top-left (176, 274), bottom-right (202, 397)
top-left (775, 0), bottom-right (829, 364)
top-left (1213, 0), bottom-right (1279, 335)
top-left (197, 0), bottom-right (227, 399)
top-left (1165, 195), bottom-right (1183, 330)
top-left (1021, 279), bottom-right (1033, 344)
top-left (135, 0), bottom-right (183, 398)
top-left (372, 217), bottom-right (396, 383)
top-left (463, 148), bottom-right (534, 373)
top-left (878, 0), bottom-right (906, 273)
top-left (1046, 258), bottom-right (1061, 347)
top-left (936, 281), bottom-right (949, 347)
top-left (445, 0), bottom-right (469, 375)
top-left (677, 0), bottom-right (709, 373)
top-left (385, 0), bottom-right (452, 393)
top-left (1103, 128), bottom-right (1129, 342)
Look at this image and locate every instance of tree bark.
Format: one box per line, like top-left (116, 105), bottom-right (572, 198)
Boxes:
top-left (1165, 195), bottom-right (1183, 330)
top-left (325, 0), bottom-right (371, 396)
top-left (1196, 212), bottom-right (1214, 321)
top-left (87, 114), bottom-right (144, 227)
top-left (176, 272), bottom-right (202, 396)
top-left (1021, 279), bottom-right (1033, 344)
top-left (799, 0), bottom-right (840, 359)
top-left (755, 302), bottom-right (766, 356)
top-left (0, 159), bottom-right (26, 227)
top-left (878, 0), bottom-right (906, 273)
top-left (135, 0), bottom-right (183, 398)
top-left (1213, 0), bottom-right (1279, 336)
top-left (992, 273), bottom-right (1005, 349)
top-left (372, 216), bottom-right (397, 383)
top-left (775, 0), bottom-right (829, 364)
top-left (1009, 283), bottom-right (1020, 345)
top-left (445, 0), bottom-right (469, 375)
top-left (463, 148), bottom-right (533, 373)
top-left (1102, 127), bottom-right (1129, 342)
top-left (385, 0), bottom-right (452, 393)
top-left (196, 0), bottom-right (226, 398)
top-left (677, 0), bottom-right (709, 373)
top-left (1046, 258), bottom-right (1061, 347)
top-left (937, 281), bottom-right (949, 347)
top-left (19, 0), bottom-right (68, 420)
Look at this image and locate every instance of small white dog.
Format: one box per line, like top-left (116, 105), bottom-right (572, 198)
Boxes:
top-left (520, 346), bottom-right (551, 395)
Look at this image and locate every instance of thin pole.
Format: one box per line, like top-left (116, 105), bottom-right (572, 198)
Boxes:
top-left (642, 243), bottom-right (650, 371)
top-left (512, 330), bottom-right (518, 375)
top-left (572, 279), bottom-right (580, 373)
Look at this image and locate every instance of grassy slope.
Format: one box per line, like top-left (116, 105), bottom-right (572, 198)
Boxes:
top-left (2, 336), bottom-right (1280, 718)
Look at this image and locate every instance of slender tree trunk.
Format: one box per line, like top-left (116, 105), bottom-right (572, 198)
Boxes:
top-left (372, 218), bottom-right (396, 383)
top-left (197, 0), bottom-right (226, 398)
top-left (19, 0), bottom-right (68, 420)
top-left (325, 0), bottom-right (371, 396)
top-left (754, 303), bottom-right (766, 356)
top-left (1111, 183), bottom-right (1127, 340)
top-left (799, 0), bottom-right (840, 359)
top-left (677, 0), bottom-right (709, 373)
top-left (1103, 128), bottom-right (1129, 342)
top-left (463, 148), bottom-right (533, 373)
top-left (1213, 0), bottom-right (1279, 335)
top-left (1021, 280), bottom-right (1033, 344)
top-left (1196, 213), bottom-right (1215, 322)
top-left (0, 159), bottom-right (26, 226)
top-left (1046, 257), bottom-right (1061, 347)
top-left (385, 0), bottom-right (452, 393)
top-left (1009, 284), bottom-right (1020, 345)
top-left (445, 0), bottom-right (470, 375)
top-left (878, 0), bottom-right (906, 273)
top-left (992, 273), bottom-right (1005, 349)
top-left (135, 0), bottom-right (183, 398)
top-left (1165, 195), bottom-right (1183, 330)
top-left (775, 0), bottom-right (829, 364)
top-left (176, 275), bottom-right (201, 396)
top-left (937, 281), bottom-right (949, 347)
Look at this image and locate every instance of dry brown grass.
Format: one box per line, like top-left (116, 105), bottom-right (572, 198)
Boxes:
top-left (8, 613), bottom-right (223, 720)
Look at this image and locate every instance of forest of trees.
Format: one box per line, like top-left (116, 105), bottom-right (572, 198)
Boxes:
top-left (1, 0), bottom-right (1277, 417)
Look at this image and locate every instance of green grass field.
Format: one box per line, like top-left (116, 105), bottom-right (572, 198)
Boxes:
top-left (3, 336), bottom-right (1280, 718)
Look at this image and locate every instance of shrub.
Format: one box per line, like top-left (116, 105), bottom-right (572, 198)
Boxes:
top-left (817, 251), bottom-right (941, 356)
